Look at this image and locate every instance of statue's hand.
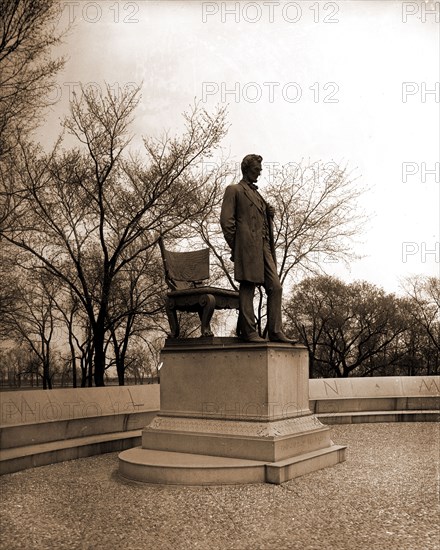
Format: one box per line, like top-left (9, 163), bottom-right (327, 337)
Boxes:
top-left (267, 204), bottom-right (275, 218)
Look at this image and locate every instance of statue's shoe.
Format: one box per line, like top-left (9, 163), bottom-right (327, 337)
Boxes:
top-left (242, 333), bottom-right (266, 343)
top-left (268, 332), bottom-right (297, 344)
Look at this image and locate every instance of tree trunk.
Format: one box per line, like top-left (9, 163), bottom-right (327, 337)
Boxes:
top-left (68, 332), bottom-right (77, 388)
top-left (110, 328), bottom-right (125, 386)
top-left (43, 359), bottom-right (52, 389)
top-left (80, 355), bottom-right (87, 387)
top-left (117, 366), bottom-right (125, 386)
top-left (72, 358), bottom-right (77, 388)
top-left (93, 290), bottom-right (110, 386)
top-left (93, 326), bottom-right (106, 386)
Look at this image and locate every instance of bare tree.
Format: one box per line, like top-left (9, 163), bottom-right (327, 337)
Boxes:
top-left (1, 86), bottom-right (229, 385)
top-left (52, 283), bottom-right (96, 387)
top-left (266, 161), bottom-right (365, 286)
top-left (0, 0), bottom-right (66, 156)
top-left (123, 341), bottom-right (158, 385)
top-left (401, 275), bottom-right (440, 354)
top-left (0, 241), bottom-right (22, 332)
top-left (0, 345), bottom-right (41, 388)
top-left (3, 267), bottom-right (60, 388)
top-left (396, 299), bottom-right (439, 376)
top-left (285, 276), bottom-right (408, 378)
top-left (107, 246), bottom-right (165, 385)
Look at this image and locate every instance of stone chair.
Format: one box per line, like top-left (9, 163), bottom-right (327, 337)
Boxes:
top-left (159, 237), bottom-right (239, 338)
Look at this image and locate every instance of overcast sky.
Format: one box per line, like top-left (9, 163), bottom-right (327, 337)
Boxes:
top-left (40, 0), bottom-right (440, 294)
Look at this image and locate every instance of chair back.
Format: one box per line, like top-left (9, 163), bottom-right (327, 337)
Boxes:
top-left (159, 237), bottom-right (210, 290)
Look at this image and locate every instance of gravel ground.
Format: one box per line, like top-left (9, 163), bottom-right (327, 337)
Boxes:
top-left (0, 423), bottom-right (439, 550)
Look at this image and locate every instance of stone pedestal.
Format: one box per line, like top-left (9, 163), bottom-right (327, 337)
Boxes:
top-left (119, 339), bottom-right (346, 484)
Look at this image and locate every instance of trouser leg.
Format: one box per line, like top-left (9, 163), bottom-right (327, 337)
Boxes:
top-left (239, 281), bottom-right (257, 338)
top-left (263, 241), bottom-right (283, 337)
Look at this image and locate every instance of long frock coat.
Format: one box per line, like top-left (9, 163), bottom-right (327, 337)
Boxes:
top-left (220, 180), bottom-right (276, 284)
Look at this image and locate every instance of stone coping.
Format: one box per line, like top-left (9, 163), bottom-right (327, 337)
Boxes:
top-left (0, 385), bottom-right (159, 427)
top-left (308, 376), bottom-right (440, 399)
top-left (1, 376), bottom-right (439, 428)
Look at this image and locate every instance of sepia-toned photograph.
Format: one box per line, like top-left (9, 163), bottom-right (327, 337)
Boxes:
top-left (0, 1), bottom-right (439, 549)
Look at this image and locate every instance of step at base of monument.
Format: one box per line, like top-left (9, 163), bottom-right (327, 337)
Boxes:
top-left (266, 444), bottom-right (347, 484)
top-left (142, 414), bottom-right (333, 462)
top-left (118, 444), bottom-right (346, 485)
top-left (119, 447), bottom-right (267, 484)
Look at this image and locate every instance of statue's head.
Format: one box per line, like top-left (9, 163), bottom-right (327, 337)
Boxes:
top-left (241, 154), bottom-right (263, 184)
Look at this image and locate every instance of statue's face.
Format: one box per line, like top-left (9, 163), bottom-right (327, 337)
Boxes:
top-left (246, 161), bottom-right (262, 183)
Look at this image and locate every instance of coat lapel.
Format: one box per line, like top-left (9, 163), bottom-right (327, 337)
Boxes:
top-left (238, 180), bottom-right (265, 213)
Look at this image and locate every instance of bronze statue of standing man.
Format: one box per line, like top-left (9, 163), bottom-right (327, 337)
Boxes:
top-left (220, 154), bottom-right (295, 344)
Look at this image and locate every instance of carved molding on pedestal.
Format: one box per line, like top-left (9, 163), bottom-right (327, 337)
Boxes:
top-left (147, 414), bottom-right (325, 439)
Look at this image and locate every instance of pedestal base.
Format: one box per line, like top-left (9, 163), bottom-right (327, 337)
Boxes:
top-left (119, 339), bottom-right (346, 485)
top-left (119, 444), bottom-right (346, 485)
